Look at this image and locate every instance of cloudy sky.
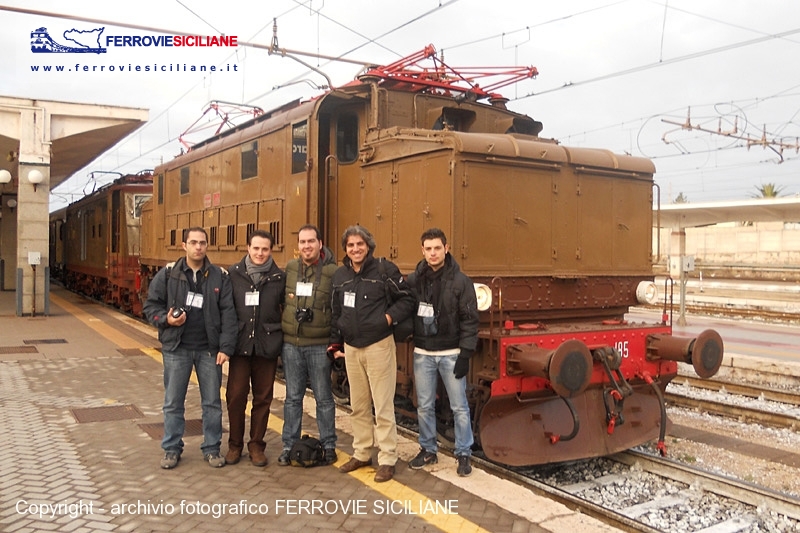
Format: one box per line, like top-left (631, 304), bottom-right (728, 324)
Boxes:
top-left (2, 0), bottom-right (799, 211)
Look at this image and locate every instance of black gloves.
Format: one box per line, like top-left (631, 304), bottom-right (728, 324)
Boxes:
top-left (453, 349), bottom-right (473, 379)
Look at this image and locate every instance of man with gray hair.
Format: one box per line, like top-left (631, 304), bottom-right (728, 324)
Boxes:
top-left (328, 225), bottom-right (415, 483)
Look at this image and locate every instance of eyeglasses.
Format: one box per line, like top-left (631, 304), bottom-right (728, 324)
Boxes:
top-left (187, 240), bottom-right (208, 247)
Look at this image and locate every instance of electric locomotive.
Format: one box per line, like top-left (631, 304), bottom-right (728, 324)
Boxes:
top-left (56, 172), bottom-right (153, 315)
top-left (139, 45), bottom-right (723, 466)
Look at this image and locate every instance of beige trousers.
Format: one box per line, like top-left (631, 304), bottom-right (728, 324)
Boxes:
top-left (344, 335), bottom-right (398, 466)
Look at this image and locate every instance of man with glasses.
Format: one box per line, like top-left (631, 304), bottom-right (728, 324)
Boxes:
top-left (144, 227), bottom-right (236, 470)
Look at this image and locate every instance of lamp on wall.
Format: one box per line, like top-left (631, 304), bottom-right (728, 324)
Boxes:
top-left (6, 198), bottom-right (17, 212)
top-left (0, 169), bottom-right (11, 185)
top-left (27, 169), bottom-right (44, 192)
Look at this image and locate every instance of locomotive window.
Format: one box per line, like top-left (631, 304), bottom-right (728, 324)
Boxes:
top-left (292, 121), bottom-right (307, 174)
top-left (336, 114), bottom-right (358, 163)
top-left (180, 167), bottom-right (190, 195)
top-left (210, 226), bottom-right (217, 246)
top-left (241, 141), bottom-right (258, 180)
top-left (157, 174), bottom-right (164, 205)
top-left (133, 194), bottom-right (151, 218)
top-left (170, 229), bottom-right (176, 246)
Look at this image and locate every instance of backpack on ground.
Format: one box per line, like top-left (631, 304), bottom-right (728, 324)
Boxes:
top-left (289, 435), bottom-right (324, 467)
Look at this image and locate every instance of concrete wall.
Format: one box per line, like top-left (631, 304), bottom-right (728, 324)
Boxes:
top-left (654, 221), bottom-right (800, 279)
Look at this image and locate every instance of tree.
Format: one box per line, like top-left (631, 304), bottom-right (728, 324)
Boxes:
top-left (673, 192), bottom-right (689, 204)
top-left (752, 183), bottom-right (785, 198)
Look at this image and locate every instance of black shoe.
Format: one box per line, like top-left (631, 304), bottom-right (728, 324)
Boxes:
top-left (277, 449), bottom-right (290, 467)
top-left (456, 455), bottom-right (472, 477)
top-left (409, 448), bottom-right (437, 470)
top-left (323, 448), bottom-right (338, 465)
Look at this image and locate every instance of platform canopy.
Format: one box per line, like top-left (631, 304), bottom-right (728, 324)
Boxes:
top-left (0, 96), bottom-right (147, 189)
top-left (654, 197), bottom-right (800, 228)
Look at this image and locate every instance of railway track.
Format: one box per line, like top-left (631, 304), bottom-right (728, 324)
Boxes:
top-left (394, 410), bottom-right (800, 532)
top-left (667, 376), bottom-right (800, 430)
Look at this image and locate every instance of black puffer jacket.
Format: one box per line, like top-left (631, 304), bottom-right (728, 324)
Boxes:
top-left (228, 257), bottom-right (285, 358)
top-left (406, 254), bottom-right (479, 353)
top-left (330, 254), bottom-right (415, 348)
top-left (143, 256), bottom-right (237, 355)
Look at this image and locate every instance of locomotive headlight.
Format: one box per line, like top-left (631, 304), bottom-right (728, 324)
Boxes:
top-left (636, 281), bottom-right (659, 305)
top-left (474, 283), bottom-right (492, 311)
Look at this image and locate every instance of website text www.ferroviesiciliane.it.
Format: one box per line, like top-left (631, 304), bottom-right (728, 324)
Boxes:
top-left (29, 63), bottom-right (240, 73)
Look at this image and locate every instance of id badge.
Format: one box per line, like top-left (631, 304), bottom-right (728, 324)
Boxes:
top-left (296, 281), bottom-right (313, 297)
top-left (186, 291), bottom-right (204, 309)
top-left (417, 302), bottom-right (434, 317)
top-left (343, 291), bottom-right (356, 308)
top-left (245, 291), bottom-right (260, 306)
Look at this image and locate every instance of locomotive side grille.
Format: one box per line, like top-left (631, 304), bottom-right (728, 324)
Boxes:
top-left (268, 221), bottom-right (280, 246)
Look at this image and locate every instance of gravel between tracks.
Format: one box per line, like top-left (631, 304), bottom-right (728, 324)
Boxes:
top-left (656, 405), bottom-right (800, 497)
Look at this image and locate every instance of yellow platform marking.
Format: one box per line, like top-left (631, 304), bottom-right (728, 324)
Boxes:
top-left (56, 295), bottom-right (490, 532)
top-left (50, 293), bottom-right (144, 350)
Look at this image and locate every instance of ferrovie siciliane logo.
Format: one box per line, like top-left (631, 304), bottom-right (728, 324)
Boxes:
top-left (31, 26), bottom-right (239, 54)
top-left (31, 27), bottom-right (107, 54)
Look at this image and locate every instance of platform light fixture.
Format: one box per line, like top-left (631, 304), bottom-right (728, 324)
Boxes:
top-left (0, 169), bottom-right (11, 184)
top-left (27, 169), bottom-right (44, 191)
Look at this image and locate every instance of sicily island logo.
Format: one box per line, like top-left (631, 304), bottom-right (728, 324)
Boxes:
top-left (31, 26), bottom-right (107, 54)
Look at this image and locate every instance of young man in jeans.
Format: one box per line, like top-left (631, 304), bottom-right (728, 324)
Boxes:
top-left (407, 228), bottom-right (479, 476)
top-left (278, 224), bottom-right (338, 467)
top-left (144, 227), bottom-right (237, 469)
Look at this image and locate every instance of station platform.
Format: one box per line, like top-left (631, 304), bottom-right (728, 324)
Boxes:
top-left (0, 286), bottom-right (619, 533)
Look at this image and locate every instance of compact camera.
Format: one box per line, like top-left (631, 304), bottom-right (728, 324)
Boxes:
top-left (171, 307), bottom-right (185, 319)
top-left (295, 307), bottom-right (314, 323)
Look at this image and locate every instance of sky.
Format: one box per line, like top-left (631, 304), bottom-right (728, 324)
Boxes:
top-left (1, 0), bottom-right (799, 211)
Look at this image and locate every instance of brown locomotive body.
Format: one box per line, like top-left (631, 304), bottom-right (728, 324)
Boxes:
top-left (136, 47), bottom-right (723, 465)
top-left (53, 173), bottom-right (152, 315)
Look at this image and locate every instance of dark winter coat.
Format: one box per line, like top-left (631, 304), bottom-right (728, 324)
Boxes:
top-left (407, 253), bottom-right (479, 354)
top-left (143, 256), bottom-right (237, 355)
top-left (228, 256), bottom-right (285, 358)
top-left (330, 253), bottom-right (415, 348)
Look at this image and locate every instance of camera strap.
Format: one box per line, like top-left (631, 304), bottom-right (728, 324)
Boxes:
top-left (298, 260), bottom-right (324, 309)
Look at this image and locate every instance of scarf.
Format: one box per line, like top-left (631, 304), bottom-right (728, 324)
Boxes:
top-left (245, 255), bottom-right (274, 285)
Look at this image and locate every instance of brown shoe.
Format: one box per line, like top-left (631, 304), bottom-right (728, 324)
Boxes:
top-left (248, 444), bottom-right (267, 467)
top-left (374, 464), bottom-right (395, 483)
top-left (339, 457), bottom-right (372, 473)
top-left (225, 448), bottom-right (241, 465)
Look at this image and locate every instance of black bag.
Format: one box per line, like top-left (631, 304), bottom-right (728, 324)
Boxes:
top-left (289, 435), bottom-right (324, 467)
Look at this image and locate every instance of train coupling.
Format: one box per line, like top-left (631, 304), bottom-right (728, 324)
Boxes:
top-left (646, 329), bottom-right (724, 378)
top-left (506, 339), bottom-right (593, 398)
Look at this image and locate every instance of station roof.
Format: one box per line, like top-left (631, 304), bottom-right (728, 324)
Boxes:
top-left (655, 197), bottom-right (800, 228)
top-left (0, 96), bottom-right (147, 190)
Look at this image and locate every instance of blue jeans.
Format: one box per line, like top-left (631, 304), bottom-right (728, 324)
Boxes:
top-left (281, 343), bottom-right (337, 450)
top-left (413, 352), bottom-right (474, 457)
top-left (162, 348), bottom-right (223, 456)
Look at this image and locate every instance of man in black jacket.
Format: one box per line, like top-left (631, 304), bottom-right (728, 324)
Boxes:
top-left (144, 227), bottom-right (236, 470)
top-left (225, 230), bottom-right (284, 467)
top-left (329, 225), bottom-right (415, 483)
top-left (407, 228), bottom-right (479, 477)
